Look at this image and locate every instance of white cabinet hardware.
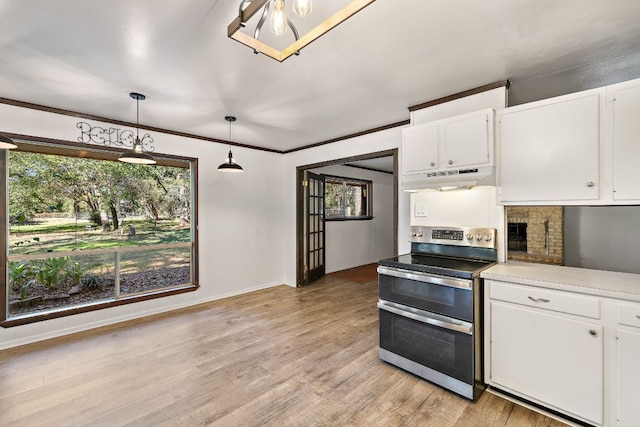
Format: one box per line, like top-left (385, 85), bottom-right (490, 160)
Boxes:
top-left (528, 296), bottom-right (550, 303)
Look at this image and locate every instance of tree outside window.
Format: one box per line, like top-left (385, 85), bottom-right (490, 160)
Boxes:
top-left (2, 145), bottom-right (197, 326)
top-left (324, 175), bottom-right (372, 220)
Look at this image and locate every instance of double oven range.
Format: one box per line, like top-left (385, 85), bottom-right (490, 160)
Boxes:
top-left (377, 226), bottom-right (497, 400)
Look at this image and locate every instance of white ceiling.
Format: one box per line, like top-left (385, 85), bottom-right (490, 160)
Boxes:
top-left (1, 0), bottom-right (640, 152)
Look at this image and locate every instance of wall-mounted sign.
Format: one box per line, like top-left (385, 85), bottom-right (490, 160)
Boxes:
top-left (76, 121), bottom-right (155, 153)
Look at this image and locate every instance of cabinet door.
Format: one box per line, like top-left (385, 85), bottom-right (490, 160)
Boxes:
top-left (490, 302), bottom-right (603, 425)
top-left (401, 124), bottom-right (439, 175)
top-left (617, 328), bottom-right (640, 426)
top-left (442, 111), bottom-right (491, 169)
top-left (498, 90), bottom-right (602, 203)
top-left (612, 83), bottom-right (640, 200)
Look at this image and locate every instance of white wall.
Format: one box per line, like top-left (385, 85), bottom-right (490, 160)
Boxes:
top-left (0, 103), bottom-right (287, 349)
top-left (309, 164), bottom-right (394, 273)
top-left (412, 87), bottom-right (506, 124)
top-left (1, 87), bottom-right (505, 348)
top-left (410, 187), bottom-right (506, 262)
top-left (283, 127), bottom-right (411, 285)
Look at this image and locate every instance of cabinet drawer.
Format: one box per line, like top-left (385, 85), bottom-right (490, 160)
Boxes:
top-left (488, 281), bottom-right (601, 319)
top-left (618, 303), bottom-right (640, 328)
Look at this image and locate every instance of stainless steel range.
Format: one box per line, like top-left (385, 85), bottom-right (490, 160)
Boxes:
top-left (377, 225), bottom-right (497, 400)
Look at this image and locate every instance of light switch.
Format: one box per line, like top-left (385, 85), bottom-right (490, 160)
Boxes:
top-left (415, 204), bottom-right (428, 217)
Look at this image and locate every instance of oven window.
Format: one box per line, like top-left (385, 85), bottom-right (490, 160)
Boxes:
top-left (379, 309), bottom-right (473, 384)
top-left (378, 274), bottom-right (473, 321)
top-left (392, 280), bottom-right (455, 307)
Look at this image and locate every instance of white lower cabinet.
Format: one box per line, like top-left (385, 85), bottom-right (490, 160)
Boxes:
top-left (616, 303), bottom-right (640, 426)
top-left (484, 266), bottom-right (640, 426)
top-left (488, 283), bottom-right (603, 425)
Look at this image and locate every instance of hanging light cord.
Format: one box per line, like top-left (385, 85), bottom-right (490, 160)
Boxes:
top-left (136, 96), bottom-right (140, 140)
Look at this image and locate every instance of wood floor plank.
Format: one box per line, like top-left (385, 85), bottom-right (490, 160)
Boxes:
top-left (0, 273), bottom-right (569, 426)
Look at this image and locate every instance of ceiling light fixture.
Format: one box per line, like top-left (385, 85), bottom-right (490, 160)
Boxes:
top-left (229, 0), bottom-right (376, 62)
top-left (118, 92), bottom-right (156, 165)
top-left (0, 133), bottom-right (17, 149)
top-left (218, 116), bottom-right (244, 173)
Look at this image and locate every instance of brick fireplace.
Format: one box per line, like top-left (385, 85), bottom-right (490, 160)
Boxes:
top-left (505, 206), bottom-right (564, 265)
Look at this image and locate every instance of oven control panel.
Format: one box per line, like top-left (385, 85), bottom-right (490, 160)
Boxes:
top-left (409, 226), bottom-right (497, 249)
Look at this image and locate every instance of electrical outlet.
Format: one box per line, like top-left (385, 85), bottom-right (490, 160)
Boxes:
top-left (415, 204), bottom-right (428, 217)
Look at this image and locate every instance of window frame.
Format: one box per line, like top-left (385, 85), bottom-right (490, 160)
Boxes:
top-left (323, 174), bottom-right (373, 221)
top-left (1, 138), bottom-right (199, 327)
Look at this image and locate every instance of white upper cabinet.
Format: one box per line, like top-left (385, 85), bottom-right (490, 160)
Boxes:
top-left (497, 88), bottom-right (604, 204)
top-left (497, 77), bottom-right (640, 205)
top-left (402, 109), bottom-right (494, 176)
top-left (442, 112), bottom-right (493, 169)
top-left (611, 81), bottom-right (640, 201)
top-left (402, 124), bottom-right (439, 174)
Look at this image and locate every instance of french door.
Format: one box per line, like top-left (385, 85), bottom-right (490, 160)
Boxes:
top-left (306, 172), bottom-right (325, 284)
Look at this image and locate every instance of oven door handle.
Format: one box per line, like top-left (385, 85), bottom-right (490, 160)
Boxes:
top-left (377, 300), bottom-right (473, 335)
top-left (377, 266), bottom-right (472, 290)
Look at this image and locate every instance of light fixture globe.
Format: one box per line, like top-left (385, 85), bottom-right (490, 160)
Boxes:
top-left (118, 92), bottom-right (156, 165)
top-left (0, 133), bottom-right (17, 149)
top-left (293, 0), bottom-right (312, 17)
top-left (218, 116), bottom-right (244, 173)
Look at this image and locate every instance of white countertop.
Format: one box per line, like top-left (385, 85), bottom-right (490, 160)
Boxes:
top-left (481, 262), bottom-right (640, 302)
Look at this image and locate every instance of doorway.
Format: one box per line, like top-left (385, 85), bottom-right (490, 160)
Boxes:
top-left (295, 149), bottom-right (398, 287)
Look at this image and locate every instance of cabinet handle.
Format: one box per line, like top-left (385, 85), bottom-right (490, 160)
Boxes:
top-left (586, 182), bottom-right (595, 187)
top-left (430, 162), bottom-right (435, 166)
top-left (448, 160), bottom-right (453, 165)
top-left (589, 329), bottom-right (598, 337)
top-left (528, 296), bottom-right (550, 303)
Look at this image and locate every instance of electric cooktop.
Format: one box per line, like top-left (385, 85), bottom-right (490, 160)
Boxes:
top-left (378, 253), bottom-right (495, 280)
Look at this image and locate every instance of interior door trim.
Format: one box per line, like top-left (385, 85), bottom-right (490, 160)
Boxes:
top-left (295, 148), bottom-right (398, 287)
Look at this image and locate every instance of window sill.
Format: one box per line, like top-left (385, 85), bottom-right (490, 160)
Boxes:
top-left (1, 284), bottom-right (199, 328)
top-left (325, 216), bottom-right (374, 222)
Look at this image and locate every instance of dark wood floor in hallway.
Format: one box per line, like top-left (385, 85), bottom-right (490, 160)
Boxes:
top-left (0, 271), bottom-right (568, 426)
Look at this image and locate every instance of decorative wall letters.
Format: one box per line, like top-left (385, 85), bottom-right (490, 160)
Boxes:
top-left (76, 121), bottom-right (155, 152)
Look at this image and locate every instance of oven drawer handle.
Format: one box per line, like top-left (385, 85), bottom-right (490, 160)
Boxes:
top-left (377, 266), bottom-right (472, 290)
top-left (377, 301), bottom-right (473, 335)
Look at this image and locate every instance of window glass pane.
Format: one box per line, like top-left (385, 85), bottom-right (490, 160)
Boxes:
top-left (325, 181), bottom-right (344, 217)
top-left (324, 176), bottom-right (371, 219)
top-left (8, 252), bottom-right (115, 317)
top-left (119, 246), bottom-right (191, 296)
top-left (5, 148), bottom-right (195, 321)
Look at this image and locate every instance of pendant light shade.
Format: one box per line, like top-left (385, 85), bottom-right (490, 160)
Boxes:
top-left (119, 92), bottom-right (156, 165)
top-left (0, 133), bottom-right (17, 149)
top-left (118, 137), bottom-right (156, 165)
top-left (218, 116), bottom-right (244, 173)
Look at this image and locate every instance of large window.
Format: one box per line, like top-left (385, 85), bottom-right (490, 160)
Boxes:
top-left (324, 175), bottom-right (372, 220)
top-left (1, 142), bottom-right (197, 326)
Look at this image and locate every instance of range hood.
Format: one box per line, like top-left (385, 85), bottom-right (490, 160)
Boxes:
top-left (401, 166), bottom-right (496, 191)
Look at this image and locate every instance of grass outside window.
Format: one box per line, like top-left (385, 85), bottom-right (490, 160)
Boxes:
top-left (2, 144), bottom-right (198, 326)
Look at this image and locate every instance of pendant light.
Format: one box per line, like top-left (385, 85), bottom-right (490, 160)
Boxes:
top-left (0, 133), bottom-right (17, 149)
top-left (118, 92), bottom-right (156, 165)
top-left (218, 116), bottom-right (244, 173)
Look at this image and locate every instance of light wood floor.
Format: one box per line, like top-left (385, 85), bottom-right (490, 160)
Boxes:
top-left (0, 273), bottom-right (569, 427)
